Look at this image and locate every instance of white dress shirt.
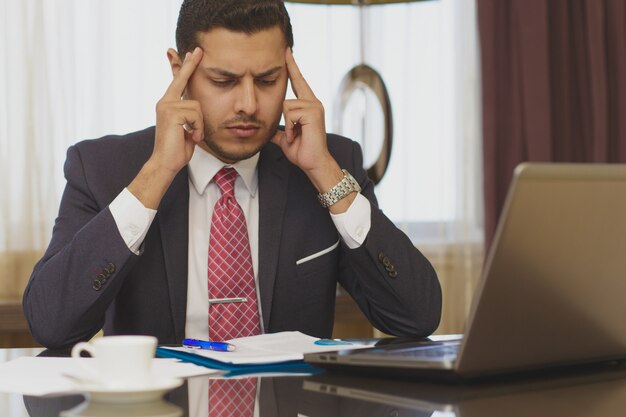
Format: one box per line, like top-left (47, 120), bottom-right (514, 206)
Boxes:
top-left (109, 145), bottom-right (371, 339)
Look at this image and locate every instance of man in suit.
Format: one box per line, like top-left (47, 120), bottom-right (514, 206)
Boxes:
top-left (23, 0), bottom-right (441, 349)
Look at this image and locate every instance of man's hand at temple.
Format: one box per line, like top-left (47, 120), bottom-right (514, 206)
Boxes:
top-left (272, 48), bottom-right (356, 214)
top-left (128, 46), bottom-right (205, 209)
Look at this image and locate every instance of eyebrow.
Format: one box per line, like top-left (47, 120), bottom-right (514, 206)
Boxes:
top-left (204, 66), bottom-right (283, 79)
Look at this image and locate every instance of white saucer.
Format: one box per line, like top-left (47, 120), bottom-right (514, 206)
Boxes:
top-left (72, 377), bottom-right (183, 404)
top-left (60, 398), bottom-right (183, 417)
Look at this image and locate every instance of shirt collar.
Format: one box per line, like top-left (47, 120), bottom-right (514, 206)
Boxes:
top-left (188, 145), bottom-right (259, 197)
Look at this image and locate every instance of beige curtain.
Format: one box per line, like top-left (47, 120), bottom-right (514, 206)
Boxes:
top-left (0, 0), bottom-right (180, 300)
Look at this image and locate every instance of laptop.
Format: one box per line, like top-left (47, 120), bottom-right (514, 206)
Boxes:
top-left (305, 163), bottom-right (626, 379)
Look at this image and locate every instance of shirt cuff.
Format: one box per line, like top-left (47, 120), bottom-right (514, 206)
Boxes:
top-left (109, 188), bottom-right (157, 255)
top-left (330, 193), bottom-right (371, 249)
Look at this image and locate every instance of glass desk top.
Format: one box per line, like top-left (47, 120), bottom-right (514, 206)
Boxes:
top-left (3, 347), bottom-right (626, 417)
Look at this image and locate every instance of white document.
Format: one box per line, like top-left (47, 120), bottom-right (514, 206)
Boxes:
top-left (0, 357), bottom-right (216, 396)
top-left (163, 331), bottom-right (370, 365)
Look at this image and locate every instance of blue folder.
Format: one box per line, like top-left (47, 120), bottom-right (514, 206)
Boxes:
top-left (156, 347), bottom-right (321, 377)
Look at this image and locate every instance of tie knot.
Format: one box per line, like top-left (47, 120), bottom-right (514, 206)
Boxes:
top-left (214, 167), bottom-right (237, 197)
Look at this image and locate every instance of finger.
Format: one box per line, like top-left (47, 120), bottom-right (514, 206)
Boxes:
top-left (157, 99), bottom-right (203, 128)
top-left (157, 100), bottom-right (204, 142)
top-left (184, 122), bottom-right (204, 144)
top-left (283, 98), bottom-right (317, 113)
top-left (285, 48), bottom-right (316, 100)
top-left (283, 107), bottom-right (310, 127)
top-left (284, 102), bottom-right (314, 143)
top-left (177, 101), bottom-right (202, 130)
top-left (175, 104), bottom-right (203, 141)
top-left (182, 121), bottom-right (195, 133)
top-left (284, 120), bottom-right (305, 145)
top-left (164, 46), bottom-right (203, 100)
top-left (284, 118), bottom-right (294, 143)
top-left (271, 129), bottom-right (286, 147)
top-left (180, 113), bottom-right (204, 143)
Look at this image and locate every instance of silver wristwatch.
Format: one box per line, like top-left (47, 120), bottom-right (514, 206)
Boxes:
top-left (317, 169), bottom-right (361, 208)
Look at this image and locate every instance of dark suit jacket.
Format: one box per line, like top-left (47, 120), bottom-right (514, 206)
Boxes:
top-left (23, 127), bottom-right (441, 349)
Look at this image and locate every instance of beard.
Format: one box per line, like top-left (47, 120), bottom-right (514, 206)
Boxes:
top-left (202, 131), bottom-right (264, 162)
top-left (202, 115), bottom-right (281, 163)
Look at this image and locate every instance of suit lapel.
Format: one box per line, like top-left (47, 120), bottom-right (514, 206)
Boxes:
top-left (158, 167), bottom-right (190, 343)
top-left (258, 144), bottom-right (289, 330)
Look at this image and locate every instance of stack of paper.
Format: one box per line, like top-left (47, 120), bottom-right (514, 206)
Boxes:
top-left (157, 331), bottom-right (369, 375)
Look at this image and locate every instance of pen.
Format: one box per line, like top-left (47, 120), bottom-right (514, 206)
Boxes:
top-left (182, 338), bottom-right (237, 352)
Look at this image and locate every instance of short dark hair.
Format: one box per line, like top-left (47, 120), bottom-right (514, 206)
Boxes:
top-left (176, 0), bottom-right (294, 57)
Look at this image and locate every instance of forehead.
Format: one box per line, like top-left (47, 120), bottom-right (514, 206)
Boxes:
top-left (196, 26), bottom-right (286, 72)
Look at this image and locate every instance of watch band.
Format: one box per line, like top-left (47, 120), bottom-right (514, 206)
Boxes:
top-left (317, 169), bottom-right (361, 208)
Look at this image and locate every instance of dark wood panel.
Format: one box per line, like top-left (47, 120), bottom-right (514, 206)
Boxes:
top-left (332, 292), bottom-right (373, 339)
top-left (0, 300), bottom-right (40, 348)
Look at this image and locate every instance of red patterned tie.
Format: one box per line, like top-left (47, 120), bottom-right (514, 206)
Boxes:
top-left (208, 167), bottom-right (260, 341)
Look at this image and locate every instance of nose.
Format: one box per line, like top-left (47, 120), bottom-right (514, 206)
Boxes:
top-left (234, 79), bottom-right (257, 116)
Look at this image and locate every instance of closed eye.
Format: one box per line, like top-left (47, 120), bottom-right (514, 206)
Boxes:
top-left (211, 79), bottom-right (236, 87)
top-left (256, 78), bottom-right (278, 86)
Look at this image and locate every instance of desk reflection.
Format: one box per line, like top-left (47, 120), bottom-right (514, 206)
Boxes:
top-left (301, 365), bottom-right (626, 417)
top-left (59, 399), bottom-right (182, 417)
top-left (21, 364), bottom-right (626, 417)
top-left (23, 375), bottom-right (305, 417)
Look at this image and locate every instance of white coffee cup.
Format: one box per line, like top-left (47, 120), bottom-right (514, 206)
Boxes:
top-left (71, 335), bottom-right (158, 389)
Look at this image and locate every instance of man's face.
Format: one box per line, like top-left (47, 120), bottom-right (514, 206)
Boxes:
top-left (179, 26), bottom-right (288, 163)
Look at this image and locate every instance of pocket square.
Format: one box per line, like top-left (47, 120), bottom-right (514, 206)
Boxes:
top-left (296, 240), bottom-right (340, 265)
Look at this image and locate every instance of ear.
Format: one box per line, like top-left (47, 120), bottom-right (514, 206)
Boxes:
top-left (167, 48), bottom-right (183, 77)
